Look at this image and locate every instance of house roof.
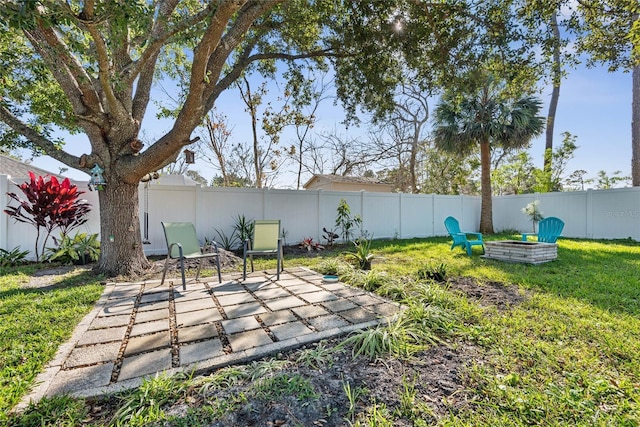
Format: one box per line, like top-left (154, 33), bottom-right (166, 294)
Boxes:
top-left (303, 174), bottom-right (390, 189)
top-left (0, 154), bottom-right (64, 180)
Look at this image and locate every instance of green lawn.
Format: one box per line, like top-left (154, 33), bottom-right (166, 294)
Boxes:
top-left (4, 236), bottom-right (640, 425)
top-left (0, 266), bottom-right (104, 421)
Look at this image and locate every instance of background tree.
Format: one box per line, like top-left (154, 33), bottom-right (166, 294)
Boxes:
top-left (433, 72), bottom-right (545, 233)
top-left (0, 0), bottom-right (542, 276)
top-left (567, 1), bottom-right (640, 185)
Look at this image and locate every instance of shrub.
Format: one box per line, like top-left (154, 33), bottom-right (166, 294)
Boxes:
top-left (4, 172), bottom-right (92, 261)
top-left (0, 246), bottom-right (30, 267)
top-left (47, 232), bottom-right (100, 265)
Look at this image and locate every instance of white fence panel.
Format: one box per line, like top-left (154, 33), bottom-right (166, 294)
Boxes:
top-left (9, 173), bottom-right (640, 261)
top-left (399, 194), bottom-right (434, 238)
top-left (363, 192), bottom-right (401, 239)
top-left (589, 187), bottom-right (640, 240)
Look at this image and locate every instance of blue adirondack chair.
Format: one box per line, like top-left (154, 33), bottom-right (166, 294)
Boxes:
top-left (444, 216), bottom-right (485, 256)
top-left (522, 216), bottom-right (564, 243)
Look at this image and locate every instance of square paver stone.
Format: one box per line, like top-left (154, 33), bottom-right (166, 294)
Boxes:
top-left (269, 321), bottom-right (314, 341)
top-left (339, 307), bottom-right (379, 324)
top-left (125, 331), bottom-right (171, 355)
top-left (178, 324), bottom-right (218, 342)
top-left (300, 290), bottom-right (339, 303)
top-left (264, 296), bottom-right (307, 311)
top-left (65, 342), bottom-right (121, 368)
top-left (99, 302), bottom-right (134, 317)
top-left (283, 284), bottom-right (319, 294)
top-left (108, 286), bottom-right (140, 300)
top-left (333, 287), bottom-right (366, 298)
top-left (224, 301), bottom-right (267, 318)
top-left (211, 283), bottom-right (245, 295)
top-left (77, 326), bottom-right (127, 346)
top-left (176, 309), bottom-right (222, 327)
top-left (175, 298), bottom-right (216, 313)
top-left (90, 314), bottom-right (131, 329)
top-left (216, 292), bottom-right (255, 306)
top-left (180, 339), bottom-right (224, 365)
top-left (119, 349), bottom-right (172, 381)
top-left (321, 299), bottom-right (358, 313)
top-left (130, 319), bottom-right (169, 336)
top-left (292, 305), bottom-right (330, 319)
top-left (47, 363), bottom-right (114, 396)
top-left (221, 316), bottom-right (261, 334)
top-left (307, 314), bottom-right (350, 331)
top-left (135, 308), bottom-right (169, 323)
top-left (174, 289), bottom-right (211, 302)
top-left (369, 302), bottom-right (401, 317)
top-left (350, 294), bottom-right (384, 306)
top-left (259, 310), bottom-right (299, 326)
top-left (252, 287), bottom-right (291, 300)
top-left (138, 300), bottom-right (169, 312)
top-left (140, 291), bottom-right (170, 304)
top-left (227, 329), bottom-right (273, 352)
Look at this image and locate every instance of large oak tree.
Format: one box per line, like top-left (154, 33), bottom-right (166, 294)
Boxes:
top-left (0, 0), bottom-right (532, 276)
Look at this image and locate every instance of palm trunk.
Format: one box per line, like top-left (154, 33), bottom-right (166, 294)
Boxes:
top-left (96, 180), bottom-right (150, 277)
top-left (479, 139), bottom-right (494, 233)
top-left (544, 12), bottom-right (561, 180)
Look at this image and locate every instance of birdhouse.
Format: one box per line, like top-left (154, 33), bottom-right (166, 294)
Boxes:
top-left (89, 164), bottom-right (106, 190)
top-left (184, 149), bottom-right (195, 164)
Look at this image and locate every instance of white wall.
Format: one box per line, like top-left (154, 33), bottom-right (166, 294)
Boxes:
top-left (3, 173), bottom-right (640, 260)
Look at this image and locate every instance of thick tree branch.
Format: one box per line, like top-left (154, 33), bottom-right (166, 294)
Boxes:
top-left (0, 105), bottom-right (83, 168)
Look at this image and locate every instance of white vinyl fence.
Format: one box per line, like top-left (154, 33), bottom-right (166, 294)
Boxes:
top-left (2, 173), bottom-right (640, 260)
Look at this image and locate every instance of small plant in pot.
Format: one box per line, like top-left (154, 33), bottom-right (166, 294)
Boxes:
top-left (343, 234), bottom-right (374, 270)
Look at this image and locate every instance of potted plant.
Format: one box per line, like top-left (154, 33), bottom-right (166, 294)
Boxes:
top-left (522, 200), bottom-right (544, 233)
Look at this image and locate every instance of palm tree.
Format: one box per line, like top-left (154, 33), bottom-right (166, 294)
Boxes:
top-left (433, 74), bottom-right (544, 233)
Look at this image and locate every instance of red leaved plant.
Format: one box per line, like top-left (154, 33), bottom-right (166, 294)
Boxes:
top-left (4, 172), bottom-right (92, 261)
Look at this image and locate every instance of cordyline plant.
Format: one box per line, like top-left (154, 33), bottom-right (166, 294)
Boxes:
top-left (4, 172), bottom-right (92, 261)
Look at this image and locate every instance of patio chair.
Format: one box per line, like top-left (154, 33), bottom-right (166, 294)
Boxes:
top-left (522, 216), bottom-right (564, 243)
top-left (161, 222), bottom-right (221, 290)
top-left (444, 216), bottom-right (485, 256)
top-left (243, 219), bottom-right (283, 280)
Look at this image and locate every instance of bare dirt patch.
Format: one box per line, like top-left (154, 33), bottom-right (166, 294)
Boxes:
top-left (445, 276), bottom-right (528, 310)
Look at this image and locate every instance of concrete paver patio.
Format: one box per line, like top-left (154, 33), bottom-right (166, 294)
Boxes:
top-left (21, 267), bottom-right (402, 407)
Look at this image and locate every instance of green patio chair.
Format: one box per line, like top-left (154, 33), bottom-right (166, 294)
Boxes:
top-left (161, 222), bottom-right (221, 290)
top-left (522, 216), bottom-right (564, 243)
top-left (444, 216), bottom-right (485, 256)
top-left (243, 219), bottom-right (283, 280)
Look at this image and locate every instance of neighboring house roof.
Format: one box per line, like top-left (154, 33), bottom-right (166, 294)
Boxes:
top-left (0, 154), bottom-right (65, 180)
top-left (303, 174), bottom-right (393, 191)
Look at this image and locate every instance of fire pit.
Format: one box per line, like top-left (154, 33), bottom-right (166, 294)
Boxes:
top-left (483, 240), bottom-right (557, 264)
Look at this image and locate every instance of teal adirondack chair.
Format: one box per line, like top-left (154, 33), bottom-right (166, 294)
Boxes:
top-left (444, 216), bottom-right (485, 256)
top-left (522, 216), bottom-right (564, 243)
top-left (243, 220), bottom-right (283, 280)
top-left (161, 222), bottom-right (222, 290)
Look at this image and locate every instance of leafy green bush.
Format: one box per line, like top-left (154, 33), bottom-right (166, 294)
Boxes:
top-left (47, 232), bottom-right (100, 265)
top-left (0, 246), bottom-right (29, 267)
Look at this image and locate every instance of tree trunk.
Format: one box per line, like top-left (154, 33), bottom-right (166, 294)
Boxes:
top-left (632, 63), bottom-right (640, 186)
top-left (544, 12), bottom-right (561, 177)
top-left (96, 180), bottom-right (151, 277)
top-left (479, 139), bottom-right (494, 233)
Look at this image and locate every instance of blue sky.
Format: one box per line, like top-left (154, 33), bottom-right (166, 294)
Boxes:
top-left (26, 61), bottom-right (633, 189)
